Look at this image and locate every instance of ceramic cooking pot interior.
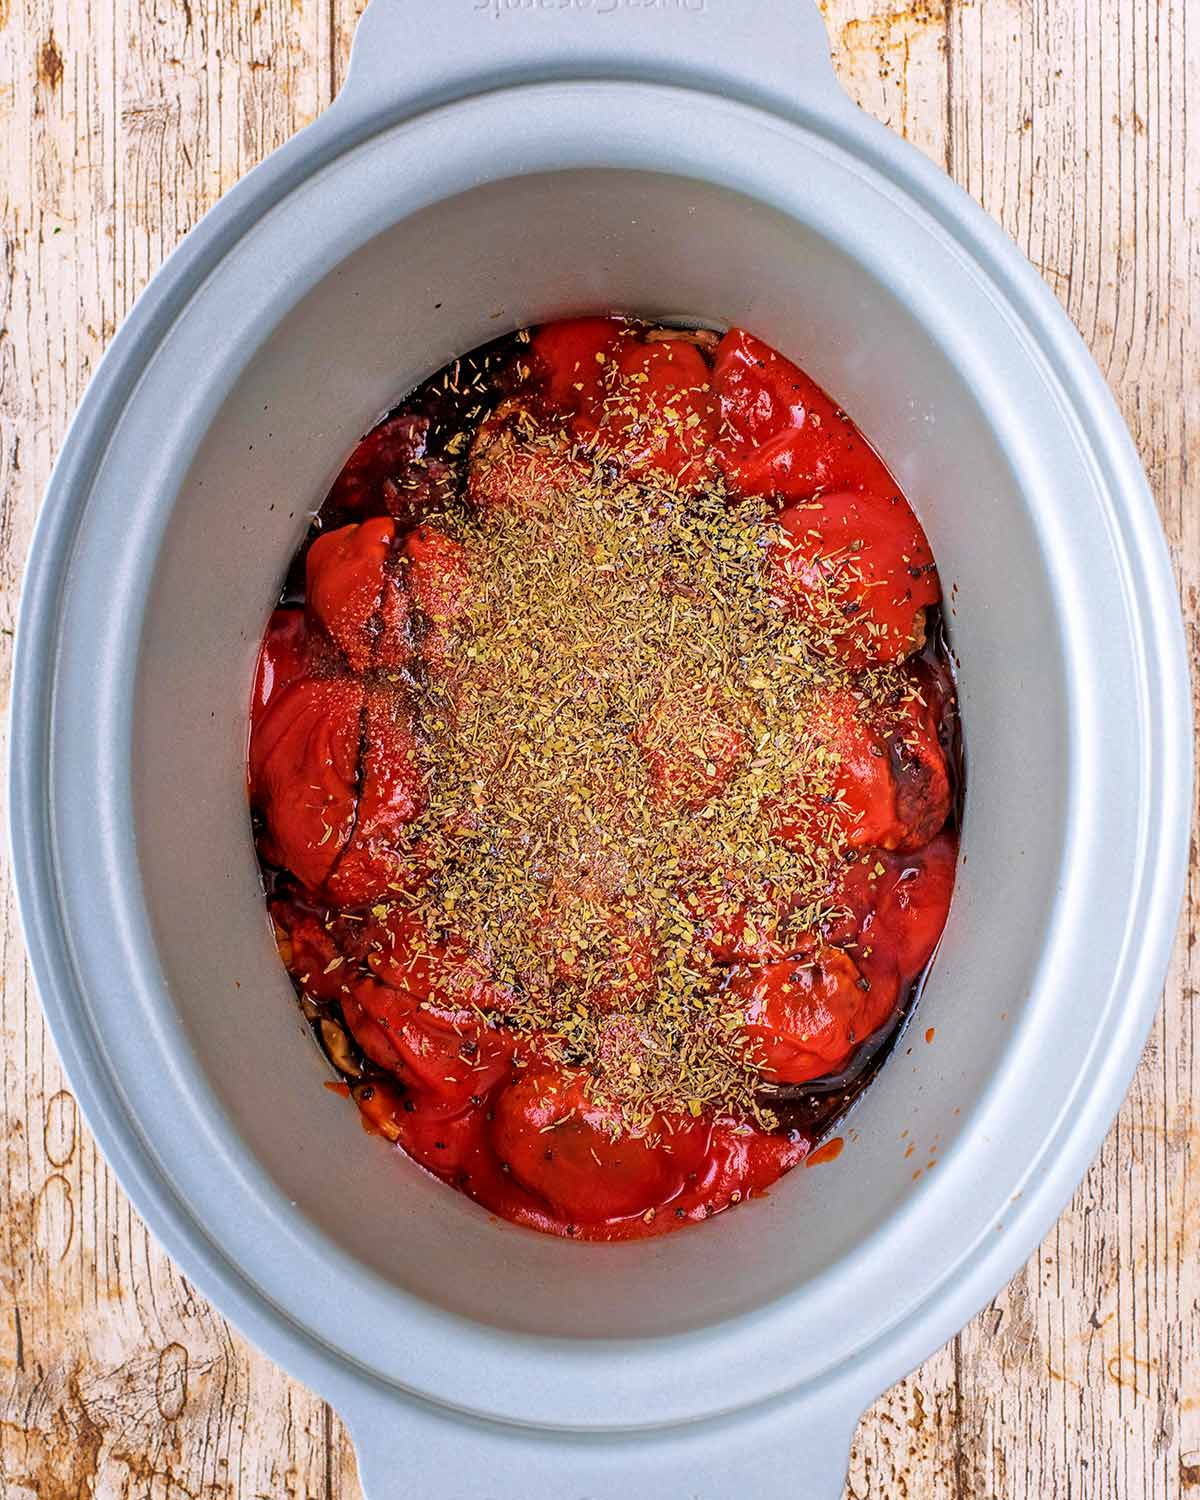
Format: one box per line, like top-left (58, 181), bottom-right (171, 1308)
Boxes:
top-left (139, 167), bottom-right (1051, 1328)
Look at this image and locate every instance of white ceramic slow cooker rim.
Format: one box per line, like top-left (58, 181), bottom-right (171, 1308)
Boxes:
top-left (10, 76), bottom-right (1191, 1438)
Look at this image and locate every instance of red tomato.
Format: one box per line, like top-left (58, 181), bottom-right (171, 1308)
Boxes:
top-left (865, 834), bottom-right (957, 980)
top-left (590, 339), bottom-right (718, 485)
top-left (325, 689), bottom-right (423, 908)
top-left (530, 316), bottom-right (628, 415)
top-left (531, 897), bottom-right (658, 1011)
top-left (770, 492), bottom-right (939, 666)
top-left (889, 690), bottom-right (953, 852)
top-left (684, 882), bottom-right (815, 966)
top-left (249, 677), bottom-right (364, 893)
top-left (305, 518), bottom-right (409, 672)
top-left (402, 526), bottom-right (468, 620)
top-left (714, 329), bottom-right (814, 448)
top-left (634, 689), bottom-right (749, 810)
top-left (824, 833), bottom-right (957, 995)
top-left (326, 412), bottom-right (455, 522)
top-left (342, 976), bottom-right (513, 1112)
top-left (268, 896), bottom-right (347, 1001)
top-left (772, 686), bottom-right (949, 854)
top-left (253, 608), bottom-right (310, 716)
top-left (713, 329), bottom-right (894, 499)
top-left (491, 1067), bottom-right (706, 1223)
top-left (772, 689), bottom-right (899, 853)
top-left (875, 832), bottom-right (957, 977)
top-left (401, 525), bottom-right (471, 683)
top-left (734, 944), bottom-right (895, 1084)
top-left (360, 908), bottom-right (512, 1012)
top-left (467, 422), bottom-right (585, 515)
top-left (360, 909), bottom-right (441, 995)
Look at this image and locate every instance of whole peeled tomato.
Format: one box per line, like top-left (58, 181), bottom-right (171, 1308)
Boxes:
top-left (823, 833), bottom-right (958, 997)
top-left (713, 329), bottom-right (895, 500)
top-left (341, 976), bottom-right (513, 1111)
top-left (324, 688), bottom-right (424, 908)
top-left (770, 491), bottom-right (939, 667)
top-left (529, 316), bottom-right (629, 417)
top-left (360, 908), bottom-right (513, 1014)
top-left (772, 685), bottom-right (950, 854)
top-left (530, 896), bottom-right (659, 1012)
top-left (491, 1067), bottom-right (707, 1224)
top-left (589, 338), bottom-right (718, 486)
top-left (735, 944), bottom-right (897, 1085)
top-left (467, 419), bottom-right (586, 516)
top-left (684, 880), bottom-right (812, 967)
top-left (862, 834), bottom-right (958, 985)
top-left (305, 518), bottom-right (409, 672)
top-left (253, 608), bottom-right (311, 716)
top-left (249, 675), bottom-right (364, 893)
top-left (633, 688), bottom-right (749, 811)
top-left (401, 525), bottom-right (471, 682)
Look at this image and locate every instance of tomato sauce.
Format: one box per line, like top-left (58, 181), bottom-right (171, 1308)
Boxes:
top-left (250, 319), bottom-right (961, 1240)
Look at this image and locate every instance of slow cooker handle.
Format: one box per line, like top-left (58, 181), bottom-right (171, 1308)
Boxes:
top-left (336, 0), bottom-right (847, 124)
top-left (341, 1382), bottom-right (860, 1500)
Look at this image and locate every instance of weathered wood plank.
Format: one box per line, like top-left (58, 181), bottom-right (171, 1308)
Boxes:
top-left (0, 1), bottom-right (1194, 1496)
top-left (0, 0), bottom-right (360, 1490)
top-left (841, 1), bottom-right (1199, 1496)
top-left (943, 2), bottom-right (1199, 1497)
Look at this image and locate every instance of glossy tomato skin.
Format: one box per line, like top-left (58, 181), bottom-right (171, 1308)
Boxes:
top-left (734, 944), bottom-right (897, 1085)
top-left (714, 329), bottom-right (893, 497)
top-left (770, 492), bottom-right (940, 667)
top-left (491, 1066), bottom-right (709, 1224)
top-left (341, 976), bottom-right (513, 1112)
top-left (356, 908), bottom-right (512, 1013)
top-left (875, 833), bottom-right (957, 977)
top-left (530, 316), bottom-right (628, 416)
top-left (305, 518), bottom-right (409, 672)
top-left (683, 882), bottom-right (810, 967)
top-left (889, 690), bottom-right (954, 852)
top-left (715, 329), bottom-right (940, 667)
top-left (823, 833), bottom-right (958, 1005)
top-left (253, 608), bottom-right (310, 715)
top-left (249, 676), bottom-right (364, 892)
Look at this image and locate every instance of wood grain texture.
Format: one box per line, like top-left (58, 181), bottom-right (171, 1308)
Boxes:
top-left (0, 0), bottom-right (1194, 1495)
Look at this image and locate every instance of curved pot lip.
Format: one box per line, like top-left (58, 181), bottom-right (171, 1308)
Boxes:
top-left (9, 75), bottom-right (1193, 1436)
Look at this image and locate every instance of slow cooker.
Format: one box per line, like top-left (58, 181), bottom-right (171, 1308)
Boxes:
top-left (10, 2), bottom-right (1191, 1494)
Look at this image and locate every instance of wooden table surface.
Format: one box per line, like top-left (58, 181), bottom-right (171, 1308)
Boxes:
top-left (1, 0), bottom-right (1196, 1495)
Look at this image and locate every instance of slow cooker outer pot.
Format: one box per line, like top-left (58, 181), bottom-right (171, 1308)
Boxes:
top-left (9, 2), bottom-right (1191, 1497)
